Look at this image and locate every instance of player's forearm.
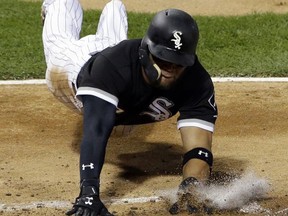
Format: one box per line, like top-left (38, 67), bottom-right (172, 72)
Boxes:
top-left (80, 139), bottom-right (108, 181)
top-left (180, 126), bottom-right (213, 181)
top-left (182, 159), bottom-right (211, 181)
top-left (79, 95), bottom-right (116, 183)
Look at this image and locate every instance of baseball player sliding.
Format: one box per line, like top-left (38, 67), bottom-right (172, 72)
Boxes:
top-left (42, 0), bottom-right (218, 215)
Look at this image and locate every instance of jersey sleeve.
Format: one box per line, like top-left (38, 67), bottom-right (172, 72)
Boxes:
top-left (177, 78), bottom-right (218, 132)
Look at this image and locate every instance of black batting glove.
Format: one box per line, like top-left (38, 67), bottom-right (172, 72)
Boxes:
top-left (169, 177), bottom-right (212, 215)
top-left (66, 184), bottom-right (113, 216)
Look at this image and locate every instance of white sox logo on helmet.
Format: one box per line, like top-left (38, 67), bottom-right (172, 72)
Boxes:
top-left (171, 31), bottom-right (183, 50)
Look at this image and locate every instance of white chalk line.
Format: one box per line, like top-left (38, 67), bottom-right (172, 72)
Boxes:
top-left (275, 207), bottom-right (288, 215)
top-left (212, 77), bottom-right (288, 82)
top-left (0, 79), bottom-right (46, 85)
top-left (0, 196), bottom-right (162, 212)
top-left (0, 77), bottom-right (288, 85)
top-left (1, 197), bottom-right (287, 214)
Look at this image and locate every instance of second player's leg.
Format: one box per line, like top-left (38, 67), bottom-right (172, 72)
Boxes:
top-left (80, 0), bottom-right (129, 56)
top-left (96, 0), bottom-right (128, 44)
top-left (43, 0), bottom-right (85, 112)
top-left (42, 0), bottom-right (83, 64)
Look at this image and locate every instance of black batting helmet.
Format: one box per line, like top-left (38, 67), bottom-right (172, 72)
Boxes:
top-left (140, 9), bottom-right (199, 67)
top-left (139, 9), bottom-right (199, 82)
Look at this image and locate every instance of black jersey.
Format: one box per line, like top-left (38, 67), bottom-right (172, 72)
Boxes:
top-left (77, 39), bottom-right (217, 132)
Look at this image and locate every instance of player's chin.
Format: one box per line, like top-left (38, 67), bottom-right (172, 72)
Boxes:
top-left (157, 76), bottom-right (177, 89)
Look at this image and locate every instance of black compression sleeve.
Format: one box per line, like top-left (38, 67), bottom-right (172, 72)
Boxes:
top-left (79, 95), bottom-right (116, 183)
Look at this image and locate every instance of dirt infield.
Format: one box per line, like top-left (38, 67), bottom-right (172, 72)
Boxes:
top-left (78, 0), bottom-right (288, 15)
top-left (1, 0), bottom-right (288, 215)
top-left (1, 82), bottom-right (288, 215)
top-left (28, 0), bottom-right (288, 15)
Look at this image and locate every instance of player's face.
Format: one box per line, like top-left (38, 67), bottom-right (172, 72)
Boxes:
top-left (153, 56), bottom-right (186, 89)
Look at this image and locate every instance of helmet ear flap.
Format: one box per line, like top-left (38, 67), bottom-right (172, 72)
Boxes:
top-left (139, 44), bottom-right (161, 83)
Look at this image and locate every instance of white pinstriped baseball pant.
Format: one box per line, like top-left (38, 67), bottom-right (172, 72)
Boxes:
top-left (42, 0), bottom-right (128, 112)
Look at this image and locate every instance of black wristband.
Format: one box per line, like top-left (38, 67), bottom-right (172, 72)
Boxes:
top-left (182, 147), bottom-right (213, 167)
top-left (80, 179), bottom-right (100, 196)
top-left (81, 179), bottom-right (100, 187)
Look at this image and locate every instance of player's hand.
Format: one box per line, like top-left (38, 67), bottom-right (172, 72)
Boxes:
top-left (169, 177), bottom-right (212, 215)
top-left (66, 185), bottom-right (113, 216)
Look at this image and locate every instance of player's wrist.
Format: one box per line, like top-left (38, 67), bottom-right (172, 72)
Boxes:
top-left (178, 177), bottom-right (199, 193)
top-left (80, 179), bottom-right (100, 195)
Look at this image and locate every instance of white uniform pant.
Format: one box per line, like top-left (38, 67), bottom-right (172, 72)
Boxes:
top-left (43, 0), bottom-right (128, 112)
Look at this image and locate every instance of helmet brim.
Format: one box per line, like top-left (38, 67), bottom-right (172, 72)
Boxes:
top-left (148, 43), bottom-right (195, 67)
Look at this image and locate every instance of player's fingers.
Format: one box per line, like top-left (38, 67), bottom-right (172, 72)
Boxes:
top-left (65, 207), bottom-right (77, 215)
top-left (186, 204), bottom-right (198, 214)
top-left (75, 207), bottom-right (84, 216)
top-left (169, 202), bottom-right (180, 215)
top-left (203, 205), bottom-right (213, 214)
top-left (100, 206), bottom-right (114, 216)
top-left (82, 208), bottom-right (91, 216)
top-left (90, 211), bottom-right (97, 216)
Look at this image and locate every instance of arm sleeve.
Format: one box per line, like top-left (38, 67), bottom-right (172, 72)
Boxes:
top-left (79, 95), bottom-right (116, 182)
